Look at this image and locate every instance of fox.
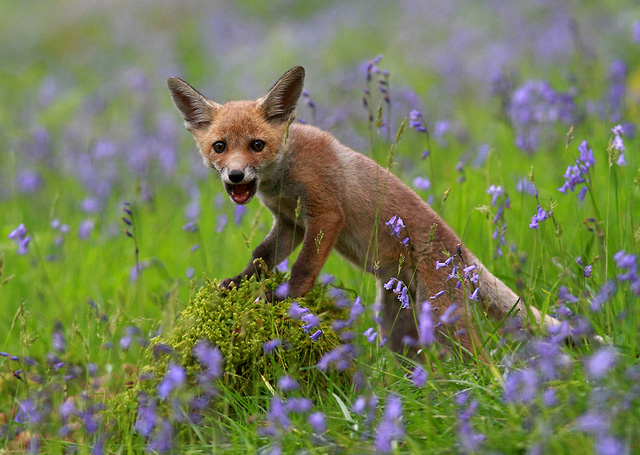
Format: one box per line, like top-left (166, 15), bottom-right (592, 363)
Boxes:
top-left (167, 66), bottom-right (559, 356)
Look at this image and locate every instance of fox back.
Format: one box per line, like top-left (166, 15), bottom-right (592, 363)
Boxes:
top-left (168, 67), bottom-right (557, 357)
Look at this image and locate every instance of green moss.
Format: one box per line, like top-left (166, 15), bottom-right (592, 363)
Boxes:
top-left (110, 273), bottom-right (347, 422)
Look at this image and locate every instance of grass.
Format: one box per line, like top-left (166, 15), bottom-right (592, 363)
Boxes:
top-left (1, 1), bottom-right (640, 454)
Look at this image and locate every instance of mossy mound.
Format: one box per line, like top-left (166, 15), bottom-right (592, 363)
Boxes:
top-left (120, 273), bottom-right (347, 402)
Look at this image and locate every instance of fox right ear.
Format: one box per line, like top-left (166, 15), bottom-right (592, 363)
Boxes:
top-left (259, 66), bottom-right (305, 123)
top-left (167, 77), bottom-right (219, 131)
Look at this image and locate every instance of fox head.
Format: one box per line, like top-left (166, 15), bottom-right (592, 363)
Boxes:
top-left (167, 67), bottom-right (305, 205)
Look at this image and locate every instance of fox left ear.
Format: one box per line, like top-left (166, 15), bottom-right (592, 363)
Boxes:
top-left (259, 66), bottom-right (305, 123)
top-left (167, 77), bottom-right (220, 132)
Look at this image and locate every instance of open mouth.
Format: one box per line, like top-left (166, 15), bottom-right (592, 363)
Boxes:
top-left (224, 180), bottom-right (257, 205)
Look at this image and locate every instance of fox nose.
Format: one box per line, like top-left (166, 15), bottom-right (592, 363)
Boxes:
top-left (228, 170), bottom-right (245, 183)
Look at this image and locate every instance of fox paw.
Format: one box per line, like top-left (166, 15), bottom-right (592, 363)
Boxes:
top-left (219, 276), bottom-right (241, 291)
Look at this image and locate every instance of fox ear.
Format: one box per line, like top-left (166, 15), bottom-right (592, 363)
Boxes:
top-left (167, 77), bottom-right (219, 131)
top-left (259, 66), bottom-right (305, 123)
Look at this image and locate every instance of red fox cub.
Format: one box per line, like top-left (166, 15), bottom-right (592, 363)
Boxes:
top-left (168, 67), bottom-right (557, 355)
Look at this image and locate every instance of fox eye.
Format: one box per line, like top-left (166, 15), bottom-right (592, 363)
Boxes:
top-left (251, 139), bottom-right (265, 152)
top-left (212, 141), bottom-right (226, 153)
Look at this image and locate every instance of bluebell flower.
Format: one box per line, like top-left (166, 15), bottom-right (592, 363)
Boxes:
top-left (486, 185), bottom-right (504, 207)
top-left (193, 341), bottom-right (223, 379)
top-left (529, 205), bottom-right (552, 229)
top-left (275, 282), bottom-right (290, 300)
top-left (301, 313), bottom-right (320, 333)
top-left (288, 302), bottom-right (309, 319)
top-left (268, 397), bottom-right (291, 429)
top-left (411, 365), bottom-right (428, 387)
top-left (277, 375), bottom-right (298, 392)
top-left (285, 397), bottom-right (313, 414)
top-left (134, 394), bottom-right (157, 438)
top-left (590, 280), bottom-right (617, 312)
top-left (363, 327), bottom-right (377, 343)
top-left (409, 109), bottom-right (427, 132)
top-left (440, 304), bottom-right (459, 325)
top-left (215, 214), bottom-right (228, 233)
top-left (375, 394), bottom-right (405, 454)
top-left (263, 339), bottom-right (282, 354)
top-left (413, 176), bottom-right (431, 191)
top-left (8, 224), bottom-right (32, 255)
top-left (558, 286), bottom-right (578, 304)
top-left (307, 411), bottom-right (327, 433)
top-left (418, 302), bottom-right (435, 346)
top-left (585, 347), bottom-right (618, 380)
top-left (385, 215), bottom-right (406, 237)
top-left (559, 140), bottom-right (595, 196)
top-left (157, 362), bottom-right (186, 399)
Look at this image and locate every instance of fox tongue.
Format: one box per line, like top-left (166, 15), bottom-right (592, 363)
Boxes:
top-left (231, 184), bottom-right (250, 203)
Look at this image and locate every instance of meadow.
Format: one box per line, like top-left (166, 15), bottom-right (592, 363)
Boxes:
top-left (1, 1), bottom-right (640, 453)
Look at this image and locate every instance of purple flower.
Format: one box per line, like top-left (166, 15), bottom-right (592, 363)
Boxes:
top-left (234, 205), bottom-right (248, 225)
top-left (457, 396), bottom-right (486, 454)
top-left (301, 313), bottom-right (320, 333)
top-left (558, 140), bottom-right (595, 196)
top-left (503, 368), bottom-right (538, 403)
top-left (363, 327), bottom-right (377, 343)
top-left (134, 394), bottom-right (157, 438)
top-left (193, 341), bottom-right (223, 379)
top-left (584, 264), bottom-right (592, 278)
top-left (558, 286), bottom-right (578, 304)
top-left (418, 302), bottom-right (435, 346)
top-left (285, 397), bottom-right (313, 414)
top-left (263, 339), bottom-right (282, 354)
top-left (411, 365), bottom-right (428, 387)
top-left (310, 329), bottom-right (323, 341)
top-left (486, 185), bottom-right (504, 207)
top-left (409, 109), bottom-right (426, 132)
top-left (385, 215), bottom-right (406, 237)
top-left (288, 301), bottom-right (309, 319)
top-left (268, 397), bottom-right (290, 429)
top-left (51, 321), bottom-right (66, 354)
top-left (529, 205), bottom-right (552, 230)
top-left (15, 399), bottom-right (42, 425)
top-left (147, 418), bottom-right (173, 453)
top-left (16, 169), bottom-right (43, 194)
top-left (384, 277), bottom-right (397, 289)
top-left (78, 219), bottom-right (95, 239)
top-left (590, 280), bottom-right (617, 312)
top-left (8, 224), bottom-right (32, 255)
top-left (316, 344), bottom-right (357, 371)
top-left (157, 362), bottom-right (186, 399)
top-left (585, 347), bottom-right (618, 380)
top-left (440, 303), bottom-right (459, 325)
top-left (349, 296), bottom-right (365, 321)
top-left (308, 412), bottom-right (327, 433)
top-left (277, 375), bottom-right (298, 392)
top-left (182, 221), bottom-right (198, 232)
top-left (516, 178), bottom-right (537, 195)
top-left (469, 286), bottom-right (480, 302)
top-left (375, 394), bottom-right (405, 454)
top-left (413, 176), bottom-right (431, 191)
top-left (276, 258), bottom-right (289, 273)
top-left (576, 410), bottom-right (610, 435)
top-left (275, 282), bottom-right (290, 300)
top-left (614, 250), bottom-right (640, 295)
top-left (215, 214), bottom-right (228, 233)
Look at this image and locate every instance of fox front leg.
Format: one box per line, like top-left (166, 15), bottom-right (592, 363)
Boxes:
top-left (219, 218), bottom-right (303, 290)
top-left (285, 207), bottom-right (345, 299)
